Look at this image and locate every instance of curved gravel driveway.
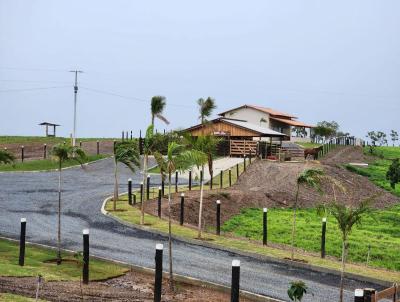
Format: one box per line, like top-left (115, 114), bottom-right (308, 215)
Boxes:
top-left (0, 158), bottom-right (381, 301)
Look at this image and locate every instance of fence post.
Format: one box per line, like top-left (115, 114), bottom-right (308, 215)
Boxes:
top-left (210, 171), bottom-right (213, 190)
top-left (140, 182), bottom-right (144, 203)
top-left (43, 144), bottom-right (47, 159)
top-left (216, 200), bottom-right (221, 235)
top-left (122, 131), bottom-right (124, 141)
top-left (243, 156), bottom-right (246, 171)
top-left (147, 175), bottom-right (150, 200)
top-left (128, 178), bottom-right (132, 205)
top-left (96, 140), bottom-right (100, 155)
top-left (180, 193), bottom-right (185, 225)
top-left (161, 179), bottom-right (165, 196)
top-left (321, 217), bottom-right (327, 258)
top-left (154, 244), bottom-right (163, 302)
top-left (130, 130), bottom-right (133, 140)
top-left (19, 218), bottom-right (26, 266)
top-left (220, 170), bottom-right (223, 189)
top-left (229, 169), bottom-right (232, 187)
top-left (236, 163), bottom-right (239, 179)
top-left (83, 229), bottom-right (89, 284)
top-left (200, 170), bottom-right (203, 184)
top-left (249, 150), bottom-right (252, 164)
top-left (263, 208), bottom-right (267, 246)
top-left (231, 260), bottom-right (240, 302)
top-left (363, 288), bottom-right (376, 302)
top-left (188, 170), bottom-right (192, 191)
top-left (354, 289), bottom-right (364, 302)
top-left (21, 146), bottom-right (24, 162)
top-left (158, 187), bottom-right (162, 218)
top-left (80, 141), bottom-right (82, 148)
top-left (175, 171), bottom-right (178, 193)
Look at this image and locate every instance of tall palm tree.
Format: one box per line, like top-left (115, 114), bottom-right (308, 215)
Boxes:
top-left (327, 199), bottom-right (371, 302)
top-left (291, 168), bottom-right (325, 260)
top-left (154, 142), bottom-right (207, 290)
top-left (113, 141), bottom-right (140, 210)
top-left (52, 144), bottom-right (86, 264)
top-left (0, 149), bottom-right (15, 165)
top-left (197, 97), bottom-right (216, 128)
top-left (151, 96), bottom-right (169, 127)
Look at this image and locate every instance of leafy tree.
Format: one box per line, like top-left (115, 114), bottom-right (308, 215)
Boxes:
top-left (113, 141), bottom-right (140, 210)
top-left (288, 280), bottom-right (308, 302)
top-left (292, 127), bottom-right (307, 138)
top-left (313, 121), bottom-right (339, 142)
top-left (376, 131), bottom-right (388, 146)
top-left (366, 131), bottom-right (379, 153)
top-left (386, 158), bottom-right (400, 189)
top-left (151, 96), bottom-right (169, 127)
top-left (390, 130), bottom-right (399, 146)
top-left (154, 142), bottom-right (206, 290)
top-left (0, 149), bottom-right (15, 165)
top-left (51, 144), bottom-right (86, 264)
top-left (326, 199), bottom-right (371, 302)
top-left (291, 168), bottom-right (325, 260)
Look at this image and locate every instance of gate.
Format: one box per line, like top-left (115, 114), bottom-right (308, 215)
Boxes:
top-left (229, 140), bottom-right (257, 157)
top-left (371, 284), bottom-right (399, 302)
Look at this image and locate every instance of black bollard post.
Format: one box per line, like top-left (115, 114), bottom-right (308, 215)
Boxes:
top-left (158, 186), bottom-right (162, 218)
top-left (133, 193), bottom-right (136, 205)
top-left (249, 150), bottom-right (252, 164)
top-left (363, 288), bottom-right (376, 302)
top-left (210, 171), bottom-right (213, 190)
top-left (243, 156), bottom-right (246, 171)
top-left (161, 178), bottom-right (165, 196)
top-left (354, 289), bottom-right (364, 302)
top-left (180, 193), bottom-right (185, 225)
top-left (130, 130), bottom-right (133, 140)
top-left (321, 217), bottom-right (327, 258)
top-left (188, 170), bottom-right (192, 191)
top-left (19, 218), bottom-right (26, 266)
top-left (236, 163), bottom-right (239, 178)
top-left (113, 140), bottom-right (116, 152)
top-left (200, 170), bottom-right (203, 184)
top-left (220, 170), bottom-right (223, 189)
top-left (21, 146), bottom-right (24, 162)
top-left (128, 178), bottom-right (132, 205)
top-left (154, 244), bottom-right (163, 302)
top-left (96, 140), bottom-right (100, 155)
top-left (80, 141), bottom-right (82, 148)
top-left (216, 200), bottom-right (221, 235)
top-left (231, 260), bottom-right (240, 302)
top-left (147, 175), bottom-right (150, 200)
top-left (43, 144), bottom-right (47, 159)
top-left (229, 168), bottom-right (232, 187)
top-left (263, 208), bottom-right (268, 246)
top-left (140, 182), bottom-right (144, 203)
top-left (83, 229), bottom-right (89, 284)
top-left (175, 171), bottom-right (178, 193)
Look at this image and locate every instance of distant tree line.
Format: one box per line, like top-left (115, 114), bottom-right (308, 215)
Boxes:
top-left (309, 121), bottom-right (350, 143)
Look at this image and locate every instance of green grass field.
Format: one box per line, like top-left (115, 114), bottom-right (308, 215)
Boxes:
top-left (0, 136), bottom-right (119, 145)
top-left (0, 293), bottom-right (46, 302)
top-left (222, 206), bottom-right (400, 271)
top-left (0, 239), bottom-right (129, 281)
top-left (345, 146), bottom-right (400, 197)
top-left (0, 154), bottom-right (109, 172)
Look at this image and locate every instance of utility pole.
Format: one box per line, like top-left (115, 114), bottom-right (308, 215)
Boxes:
top-left (69, 70), bottom-right (83, 147)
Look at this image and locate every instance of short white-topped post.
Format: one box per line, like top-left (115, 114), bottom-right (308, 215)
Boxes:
top-left (231, 260), bottom-right (240, 302)
top-left (83, 228), bottom-right (90, 284)
top-left (19, 218), bottom-right (27, 266)
top-left (154, 243), bottom-right (164, 302)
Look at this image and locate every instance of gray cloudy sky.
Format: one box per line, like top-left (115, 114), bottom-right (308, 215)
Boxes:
top-left (1, 0), bottom-right (399, 138)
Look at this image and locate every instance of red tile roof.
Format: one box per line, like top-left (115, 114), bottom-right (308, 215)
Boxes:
top-left (218, 104), bottom-right (297, 118)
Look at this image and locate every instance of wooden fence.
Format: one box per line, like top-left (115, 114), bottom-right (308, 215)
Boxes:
top-left (229, 140), bottom-right (258, 157)
top-left (371, 284), bottom-right (399, 302)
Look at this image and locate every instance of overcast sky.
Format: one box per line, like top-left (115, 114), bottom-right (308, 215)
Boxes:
top-left (1, 0), bottom-right (399, 139)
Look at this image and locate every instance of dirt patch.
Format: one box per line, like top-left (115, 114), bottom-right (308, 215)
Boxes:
top-left (144, 147), bottom-right (398, 229)
top-left (320, 146), bottom-right (374, 166)
top-left (0, 270), bottom-right (252, 302)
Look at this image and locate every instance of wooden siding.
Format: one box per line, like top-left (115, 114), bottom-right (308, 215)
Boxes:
top-left (188, 121), bottom-right (260, 137)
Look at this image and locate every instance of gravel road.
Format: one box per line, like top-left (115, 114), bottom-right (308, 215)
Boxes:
top-left (0, 158), bottom-right (382, 301)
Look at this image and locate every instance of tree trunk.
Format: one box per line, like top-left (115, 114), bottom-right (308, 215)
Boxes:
top-left (197, 166), bottom-right (204, 238)
top-left (291, 184), bottom-right (300, 261)
top-left (113, 159), bottom-right (118, 211)
top-left (141, 154), bottom-right (148, 225)
top-left (167, 173), bottom-right (174, 291)
top-left (57, 161), bottom-right (62, 264)
top-left (339, 239), bottom-right (347, 302)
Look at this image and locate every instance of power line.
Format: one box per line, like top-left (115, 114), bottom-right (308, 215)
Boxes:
top-left (0, 86), bottom-right (71, 93)
top-left (0, 79), bottom-right (70, 84)
top-left (0, 67), bottom-right (69, 72)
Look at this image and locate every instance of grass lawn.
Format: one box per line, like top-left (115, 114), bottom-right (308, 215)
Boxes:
top-left (296, 142), bottom-right (322, 148)
top-left (0, 154), bottom-right (109, 172)
top-left (345, 146), bottom-right (400, 198)
top-left (0, 136), bottom-right (119, 145)
top-left (0, 293), bottom-right (47, 302)
top-left (106, 196), bottom-right (400, 282)
top-left (222, 206), bottom-right (400, 271)
top-left (0, 239), bottom-right (129, 281)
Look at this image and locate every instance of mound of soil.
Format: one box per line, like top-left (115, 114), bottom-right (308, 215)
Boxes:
top-left (0, 270), bottom-right (251, 302)
top-left (144, 147), bottom-right (398, 229)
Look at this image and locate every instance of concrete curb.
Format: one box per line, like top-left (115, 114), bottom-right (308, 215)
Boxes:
top-left (0, 156), bottom-right (112, 174)
top-left (0, 236), bottom-right (282, 302)
top-left (101, 196), bottom-right (393, 288)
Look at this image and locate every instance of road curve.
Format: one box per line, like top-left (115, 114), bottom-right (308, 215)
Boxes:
top-left (0, 158), bottom-right (381, 301)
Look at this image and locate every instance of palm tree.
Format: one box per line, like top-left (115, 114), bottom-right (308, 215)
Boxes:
top-left (287, 280), bottom-right (309, 302)
top-left (0, 149), bottom-right (15, 165)
top-left (113, 141), bottom-right (140, 210)
top-left (51, 143), bottom-right (86, 264)
top-left (327, 199), bottom-right (371, 302)
top-left (291, 168), bottom-right (325, 260)
top-left (154, 142), bottom-right (207, 290)
top-left (197, 97), bottom-right (216, 133)
top-left (151, 96), bottom-right (169, 127)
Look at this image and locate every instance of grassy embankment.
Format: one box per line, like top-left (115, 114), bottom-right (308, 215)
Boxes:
top-left (0, 136), bottom-right (119, 145)
top-left (296, 142), bottom-right (322, 148)
top-left (0, 154), bottom-right (109, 172)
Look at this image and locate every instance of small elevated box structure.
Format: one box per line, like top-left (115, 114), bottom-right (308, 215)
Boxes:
top-left (39, 122), bottom-right (60, 137)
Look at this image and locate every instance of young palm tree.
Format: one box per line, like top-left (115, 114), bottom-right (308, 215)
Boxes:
top-left (197, 97), bottom-right (216, 133)
top-left (52, 144), bottom-right (86, 264)
top-left (291, 168), bottom-right (325, 260)
top-left (154, 142), bottom-right (207, 290)
top-left (327, 199), bottom-right (371, 302)
top-left (151, 96), bottom-right (169, 126)
top-left (0, 149), bottom-right (15, 165)
top-left (113, 141), bottom-right (140, 210)
top-left (287, 280), bottom-right (309, 302)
